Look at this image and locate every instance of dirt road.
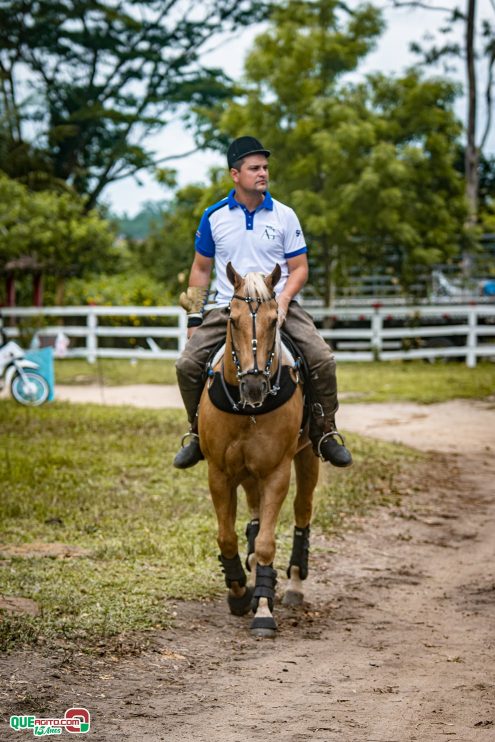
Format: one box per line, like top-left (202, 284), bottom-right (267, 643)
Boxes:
top-left (1, 397), bottom-right (494, 741)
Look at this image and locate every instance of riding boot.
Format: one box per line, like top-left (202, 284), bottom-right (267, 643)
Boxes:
top-left (173, 418), bottom-right (204, 469)
top-left (315, 430), bottom-right (353, 467)
top-left (174, 360), bottom-right (206, 470)
top-left (309, 404), bottom-right (352, 468)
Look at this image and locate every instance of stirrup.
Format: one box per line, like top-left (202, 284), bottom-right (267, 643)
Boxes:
top-left (317, 430), bottom-right (346, 459)
top-left (180, 431), bottom-right (199, 448)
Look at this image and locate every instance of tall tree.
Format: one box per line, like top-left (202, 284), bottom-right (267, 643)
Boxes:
top-left (0, 173), bottom-right (115, 303)
top-left (0, 0), bottom-right (269, 207)
top-left (202, 0), bottom-right (467, 302)
top-left (392, 0), bottom-right (495, 226)
top-left (135, 172), bottom-right (228, 295)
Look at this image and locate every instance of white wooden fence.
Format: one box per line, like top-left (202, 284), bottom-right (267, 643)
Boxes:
top-left (1, 304), bottom-right (495, 367)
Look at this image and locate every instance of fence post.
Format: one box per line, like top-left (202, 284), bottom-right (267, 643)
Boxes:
top-left (86, 308), bottom-right (98, 364)
top-left (178, 310), bottom-right (187, 354)
top-left (371, 309), bottom-right (383, 361)
top-left (466, 306), bottom-right (477, 368)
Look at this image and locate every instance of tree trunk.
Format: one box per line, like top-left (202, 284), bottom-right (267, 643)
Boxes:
top-left (322, 236), bottom-right (331, 307)
top-left (55, 277), bottom-right (66, 306)
top-left (6, 275), bottom-right (16, 307)
top-left (465, 0), bottom-right (478, 226)
top-left (32, 273), bottom-right (44, 307)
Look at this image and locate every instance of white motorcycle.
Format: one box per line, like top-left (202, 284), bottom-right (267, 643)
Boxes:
top-left (0, 339), bottom-right (50, 406)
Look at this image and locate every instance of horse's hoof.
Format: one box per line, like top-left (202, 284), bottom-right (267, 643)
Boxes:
top-left (282, 590), bottom-right (304, 607)
top-left (250, 615), bottom-right (277, 638)
top-left (228, 586), bottom-right (253, 616)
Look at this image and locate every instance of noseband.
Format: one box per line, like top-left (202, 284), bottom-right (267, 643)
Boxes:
top-left (228, 293), bottom-right (280, 397)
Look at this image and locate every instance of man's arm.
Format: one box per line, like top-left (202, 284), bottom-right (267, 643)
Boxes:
top-left (186, 253), bottom-right (213, 338)
top-left (277, 253), bottom-right (309, 325)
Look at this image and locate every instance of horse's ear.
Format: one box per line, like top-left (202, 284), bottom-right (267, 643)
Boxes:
top-left (265, 263), bottom-right (282, 291)
top-left (227, 261), bottom-right (242, 288)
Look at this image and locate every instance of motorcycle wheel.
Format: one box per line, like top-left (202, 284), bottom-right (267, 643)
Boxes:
top-left (11, 371), bottom-right (49, 406)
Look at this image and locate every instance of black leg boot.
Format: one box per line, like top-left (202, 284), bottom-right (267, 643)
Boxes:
top-left (309, 403), bottom-right (353, 468)
top-left (173, 424), bottom-right (204, 469)
top-left (315, 431), bottom-right (352, 467)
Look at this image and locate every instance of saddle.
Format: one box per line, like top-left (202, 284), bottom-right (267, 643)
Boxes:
top-left (204, 333), bottom-right (310, 426)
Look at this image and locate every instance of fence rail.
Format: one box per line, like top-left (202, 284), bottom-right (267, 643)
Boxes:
top-left (1, 304), bottom-right (495, 367)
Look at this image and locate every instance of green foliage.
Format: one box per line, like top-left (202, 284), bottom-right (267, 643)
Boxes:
top-left (0, 401), bottom-right (419, 648)
top-left (0, 0), bottom-right (270, 206)
top-left (199, 0), bottom-right (469, 301)
top-left (116, 202), bottom-right (165, 241)
top-left (64, 272), bottom-right (172, 307)
top-left (63, 272), bottom-right (175, 345)
top-left (134, 176), bottom-right (229, 296)
top-left (0, 173), bottom-right (115, 280)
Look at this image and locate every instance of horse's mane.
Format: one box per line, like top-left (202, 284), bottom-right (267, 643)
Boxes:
top-left (243, 272), bottom-right (272, 301)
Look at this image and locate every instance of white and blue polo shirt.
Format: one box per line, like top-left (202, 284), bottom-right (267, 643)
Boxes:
top-left (195, 189), bottom-right (307, 306)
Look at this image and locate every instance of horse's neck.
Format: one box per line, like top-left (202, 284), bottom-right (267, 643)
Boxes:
top-left (223, 326), bottom-right (239, 385)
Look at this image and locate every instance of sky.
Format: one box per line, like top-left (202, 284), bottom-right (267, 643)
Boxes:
top-left (104, 1), bottom-right (495, 217)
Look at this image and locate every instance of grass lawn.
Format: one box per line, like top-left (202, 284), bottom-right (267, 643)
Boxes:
top-left (0, 400), bottom-right (419, 651)
top-left (338, 360), bottom-right (495, 403)
top-left (55, 358), bottom-right (179, 385)
top-left (55, 358), bottom-right (495, 403)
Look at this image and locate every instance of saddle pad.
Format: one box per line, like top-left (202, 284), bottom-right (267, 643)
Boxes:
top-left (207, 365), bottom-right (298, 415)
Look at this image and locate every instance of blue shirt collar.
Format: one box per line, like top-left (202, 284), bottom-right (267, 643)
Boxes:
top-left (228, 189), bottom-right (274, 212)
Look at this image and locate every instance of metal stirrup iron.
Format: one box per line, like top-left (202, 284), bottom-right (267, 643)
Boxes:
top-left (317, 430), bottom-right (346, 460)
top-left (180, 431), bottom-right (200, 448)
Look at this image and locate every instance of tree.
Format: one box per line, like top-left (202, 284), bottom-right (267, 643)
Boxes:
top-left (392, 0), bottom-right (495, 226)
top-left (135, 179), bottom-right (218, 296)
top-left (116, 201), bottom-right (165, 241)
top-left (204, 0), bottom-right (468, 302)
top-left (0, 173), bottom-right (115, 303)
top-left (0, 0), bottom-right (270, 207)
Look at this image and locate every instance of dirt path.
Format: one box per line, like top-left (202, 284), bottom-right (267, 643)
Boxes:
top-left (56, 383), bottom-right (493, 455)
top-left (1, 398), bottom-right (494, 741)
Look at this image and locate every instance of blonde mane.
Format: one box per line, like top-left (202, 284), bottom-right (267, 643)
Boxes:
top-left (243, 272), bottom-right (272, 301)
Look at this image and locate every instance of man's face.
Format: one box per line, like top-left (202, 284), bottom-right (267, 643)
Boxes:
top-left (231, 154), bottom-right (269, 194)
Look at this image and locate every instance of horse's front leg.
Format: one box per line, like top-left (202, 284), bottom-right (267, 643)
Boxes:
top-left (283, 443), bottom-right (319, 607)
top-left (251, 460), bottom-right (292, 638)
top-left (208, 465), bottom-right (253, 617)
top-left (241, 478), bottom-right (261, 578)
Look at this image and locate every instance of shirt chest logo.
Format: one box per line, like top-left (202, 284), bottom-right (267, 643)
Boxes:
top-left (262, 225), bottom-right (277, 240)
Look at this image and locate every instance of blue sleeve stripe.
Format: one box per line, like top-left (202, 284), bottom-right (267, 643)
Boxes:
top-left (195, 211), bottom-right (215, 257)
top-left (195, 245), bottom-right (215, 258)
top-left (285, 246), bottom-right (308, 259)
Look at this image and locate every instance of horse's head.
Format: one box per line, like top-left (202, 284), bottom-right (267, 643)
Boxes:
top-left (226, 261), bottom-right (281, 408)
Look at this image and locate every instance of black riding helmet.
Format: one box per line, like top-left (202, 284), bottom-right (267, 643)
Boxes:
top-left (227, 136), bottom-right (271, 169)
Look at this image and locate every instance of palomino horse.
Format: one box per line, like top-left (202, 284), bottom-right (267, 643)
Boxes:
top-left (198, 262), bottom-right (320, 637)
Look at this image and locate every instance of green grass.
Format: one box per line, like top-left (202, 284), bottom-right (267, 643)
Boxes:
top-left (55, 358), bottom-right (495, 403)
top-left (338, 360), bottom-right (495, 403)
top-left (0, 400), bottom-right (418, 651)
top-left (55, 358), bottom-right (178, 385)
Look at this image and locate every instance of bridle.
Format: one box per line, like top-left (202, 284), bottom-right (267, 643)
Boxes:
top-left (226, 292), bottom-right (282, 403)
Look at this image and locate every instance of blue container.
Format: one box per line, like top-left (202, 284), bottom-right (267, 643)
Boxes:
top-left (25, 347), bottom-right (55, 401)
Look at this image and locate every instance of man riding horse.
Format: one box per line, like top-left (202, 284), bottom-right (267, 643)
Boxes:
top-left (173, 135), bottom-right (352, 470)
